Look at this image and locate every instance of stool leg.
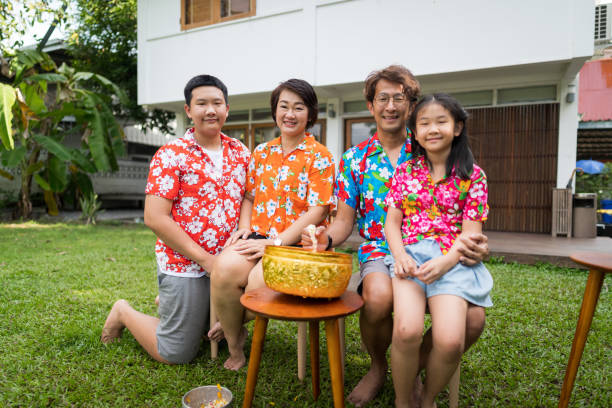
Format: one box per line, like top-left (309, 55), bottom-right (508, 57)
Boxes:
top-left (339, 317), bottom-right (345, 382)
top-left (243, 316), bottom-right (268, 408)
top-left (449, 363), bottom-right (460, 408)
top-left (325, 319), bottom-right (344, 408)
top-left (309, 321), bottom-right (320, 400)
top-left (558, 269), bottom-right (605, 408)
top-left (210, 297), bottom-right (218, 359)
top-left (297, 322), bottom-right (307, 381)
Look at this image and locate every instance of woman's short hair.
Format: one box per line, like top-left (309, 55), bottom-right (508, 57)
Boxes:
top-left (270, 79), bottom-right (319, 129)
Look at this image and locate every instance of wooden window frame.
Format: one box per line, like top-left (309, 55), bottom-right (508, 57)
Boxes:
top-left (181, 0), bottom-right (256, 31)
top-left (222, 123), bottom-right (250, 149)
top-left (344, 116), bottom-right (374, 151)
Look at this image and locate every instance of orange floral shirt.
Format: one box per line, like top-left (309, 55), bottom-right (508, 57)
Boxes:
top-left (246, 134), bottom-right (336, 239)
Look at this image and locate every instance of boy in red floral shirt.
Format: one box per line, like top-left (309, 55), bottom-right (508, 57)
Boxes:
top-left (101, 75), bottom-right (250, 364)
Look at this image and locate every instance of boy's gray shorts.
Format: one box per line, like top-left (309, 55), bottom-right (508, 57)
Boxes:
top-left (156, 270), bottom-right (210, 364)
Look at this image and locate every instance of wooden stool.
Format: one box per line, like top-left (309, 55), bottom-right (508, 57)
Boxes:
top-left (240, 287), bottom-right (363, 408)
top-left (558, 252), bottom-right (612, 408)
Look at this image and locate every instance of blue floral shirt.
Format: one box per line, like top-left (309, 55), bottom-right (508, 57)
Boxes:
top-left (335, 133), bottom-right (412, 264)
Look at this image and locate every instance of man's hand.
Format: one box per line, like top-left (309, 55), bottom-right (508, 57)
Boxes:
top-left (300, 225), bottom-right (328, 251)
top-left (457, 233), bottom-right (489, 266)
top-left (414, 255), bottom-right (454, 284)
top-left (224, 228), bottom-right (251, 248)
top-left (392, 252), bottom-right (417, 279)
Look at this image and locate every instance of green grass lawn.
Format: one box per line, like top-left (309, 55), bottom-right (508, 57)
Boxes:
top-left (0, 222), bottom-right (610, 407)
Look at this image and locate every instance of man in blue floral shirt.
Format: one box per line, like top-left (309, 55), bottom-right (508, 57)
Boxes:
top-left (302, 65), bottom-right (490, 407)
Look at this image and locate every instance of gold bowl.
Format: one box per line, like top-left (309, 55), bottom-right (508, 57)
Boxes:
top-left (262, 246), bottom-right (352, 298)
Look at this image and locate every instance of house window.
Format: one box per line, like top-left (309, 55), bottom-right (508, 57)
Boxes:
top-left (181, 0), bottom-right (255, 30)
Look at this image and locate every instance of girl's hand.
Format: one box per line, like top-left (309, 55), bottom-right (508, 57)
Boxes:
top-left (415, 256), bottom-right (454, 284)
top-left (300, 225), bottom-right (328, 251)
top-left (233, 238), bottom-right (272, 261)
top-left (224, 228), bottom-right (251, 248)
top-left (393, 252), bottom-right (417, 278)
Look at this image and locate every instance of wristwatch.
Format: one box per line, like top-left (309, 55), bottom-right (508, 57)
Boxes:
top-left (273, 238), bottom-right (282, 246)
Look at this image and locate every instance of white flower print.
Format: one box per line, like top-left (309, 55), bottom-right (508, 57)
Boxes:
top-left (307, 190), bottom-right (320, 206)
top-left (298, 172), bottom-right (308, 183)
top-left (183, 172), bottom-right (199, 185)
top-left (297, 184), bottom-right (307, 200)
top-left (157, 175), bottom-right (175, 195)
top-left (378, 167), bottom-right (392, 179)
top-left (266, 200), bottom-right (277, 217)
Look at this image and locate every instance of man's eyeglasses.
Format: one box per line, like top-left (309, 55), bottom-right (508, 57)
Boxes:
top-left (373, 93), bottom-right (408, 106)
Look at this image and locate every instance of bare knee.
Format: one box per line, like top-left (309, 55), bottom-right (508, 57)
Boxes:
top-left (433, 334), bottom-right (464, 362)
top-left (361, 281), bottom-right (393, 322)
top-left (211, 249), bottom-right (249, 290)
top-left (393, 322), bottom-right (423, 351)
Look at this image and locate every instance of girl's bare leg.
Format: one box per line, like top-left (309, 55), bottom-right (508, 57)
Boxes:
top-left (422, 295), bottom-right (467, 408)
top-left (391, 278), bottom-right (426, 408)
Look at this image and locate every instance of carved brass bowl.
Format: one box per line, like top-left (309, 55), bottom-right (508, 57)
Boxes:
top-left (262, 246), bottom-right (352, 298)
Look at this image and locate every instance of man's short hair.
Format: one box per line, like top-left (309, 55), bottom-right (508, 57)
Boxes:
top-left (363, 65), bottom-right (421, 104)
top-left (184, 75), bottom-right (228, 105)
top-left (270, 78), bottom-right (319, 129)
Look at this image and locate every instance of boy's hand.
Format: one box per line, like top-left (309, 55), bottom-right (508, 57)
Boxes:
top-left (393, 252), bottom-right (417, 278)
top-left (300, 225), bottom-right (328, 251)
top-left (415, 256), bottom-right (454, 284)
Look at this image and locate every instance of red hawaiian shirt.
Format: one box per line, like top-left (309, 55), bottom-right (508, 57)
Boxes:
top-left (145, 128), bottom-right (251, 277)
top-left (385, 155), bottom-right (489, 254)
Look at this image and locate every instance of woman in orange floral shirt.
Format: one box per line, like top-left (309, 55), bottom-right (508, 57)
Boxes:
top-left (210, 79), bottom-right (336, 370)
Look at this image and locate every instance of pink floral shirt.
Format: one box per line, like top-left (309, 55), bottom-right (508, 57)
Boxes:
top-left (385, 155), bottom-right (489, 254)
top-left (145, 128), bottom-right (251, 277)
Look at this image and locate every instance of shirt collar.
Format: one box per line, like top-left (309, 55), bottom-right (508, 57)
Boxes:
top-left (183, 127), bottom-right (235, 151)
top-left (268, 132), bottom-right (314, 152)
top-left (364, 131), bottom-right (412, 158)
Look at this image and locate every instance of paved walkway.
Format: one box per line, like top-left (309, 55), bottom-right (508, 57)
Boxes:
top-left (53, 209), bottom-right (611, 268)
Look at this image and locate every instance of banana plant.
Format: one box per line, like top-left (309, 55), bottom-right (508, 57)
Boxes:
top-left (0, 48), bottom-right (127, 218)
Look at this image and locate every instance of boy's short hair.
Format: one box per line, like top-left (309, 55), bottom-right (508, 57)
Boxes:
top-left (363, 65), bottom-right (421, 104)
top-left (270, 79), bottom-right (319, 129)
top-left (184, 75), bottom-right (228, 105)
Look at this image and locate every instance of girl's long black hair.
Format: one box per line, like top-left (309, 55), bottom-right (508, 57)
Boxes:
top-left (408, 93), bottom-right (474, 180)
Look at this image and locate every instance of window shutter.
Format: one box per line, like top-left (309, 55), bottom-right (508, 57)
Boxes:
top-left (185, 0), bottom-right (213, 26)
top-left (595, 4), bottom-right (610, 42)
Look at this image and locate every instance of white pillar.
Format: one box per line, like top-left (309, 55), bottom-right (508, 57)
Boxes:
top-left (556, 74), bottom-right (579, 189)
top-left (324, 97), bottom-right (343, 166)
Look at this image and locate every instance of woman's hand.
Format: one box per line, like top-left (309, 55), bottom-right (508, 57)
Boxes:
top-left (233, 238), bottom-right (272, 261)
top-left (414, 255), bottom-right (454, 284)
top-left (224, 228), bottom-right (251, 248)
top-left (456, 233), bottom-right (489, 265)
top-left (300, 225), bottom-right (328, 251)
top-left (392, 252), bottom-right (417, 279)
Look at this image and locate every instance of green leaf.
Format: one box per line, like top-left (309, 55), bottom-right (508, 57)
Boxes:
top-left (19, 82), bottom-right (46, 115)
top-left (0, 83), bottom-right (16, 150)
top-left (32, 134), bottom-right (72, 161)
top-left (33, 173), bottom-right (51, 190)
top-left (1, 146), bottom-right (26, 168)
top-left (25, 73), bottom-right (68, 84)
top-left (82, 93), bottom-right (112, 171)
top-left (74, 172), bottom-right (94, 196)
top-left (70, 149), bottom-right (97, 173)
top-left (48, 155), bottom-right (68, 192)
top-left (25, 161), bottom-right (44, 176)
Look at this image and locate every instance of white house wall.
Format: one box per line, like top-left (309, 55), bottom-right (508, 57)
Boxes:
top-left (137, 0), bottom-right (594, 186)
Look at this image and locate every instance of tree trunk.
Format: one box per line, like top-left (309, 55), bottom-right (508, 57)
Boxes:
top-left (15, 148), bottom-right (40, 220)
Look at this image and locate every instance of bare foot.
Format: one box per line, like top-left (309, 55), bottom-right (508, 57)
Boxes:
top-left (154, 295), bottom-right (159, 306)
top-left (207, 321), bottom-right (226, 343)
top-left (223, 327), bottom-right (248, 371)
top-left (347, 364), bottom-right (387, 407)
top-left (101, 300), bottom-right (127, 344)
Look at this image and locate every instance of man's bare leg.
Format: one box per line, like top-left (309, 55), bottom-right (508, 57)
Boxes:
top-left (347, 272), bottom-right (394, 407)
top-left (210, 246), bottom-right (255, 370)
top-left (101, 299), bottom-right (171, 364)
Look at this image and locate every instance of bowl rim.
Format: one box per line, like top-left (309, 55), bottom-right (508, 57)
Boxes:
top-left (182, 385), bottom-right (233, 407)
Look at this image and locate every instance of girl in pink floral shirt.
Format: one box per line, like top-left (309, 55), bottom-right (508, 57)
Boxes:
top-left (383, 94), bottom-right (493, 408)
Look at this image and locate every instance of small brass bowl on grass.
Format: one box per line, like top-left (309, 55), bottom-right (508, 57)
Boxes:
top-left (181, 385), bottom-right (232, 408)
top-left (262, 246), bottom-right (352, 298)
